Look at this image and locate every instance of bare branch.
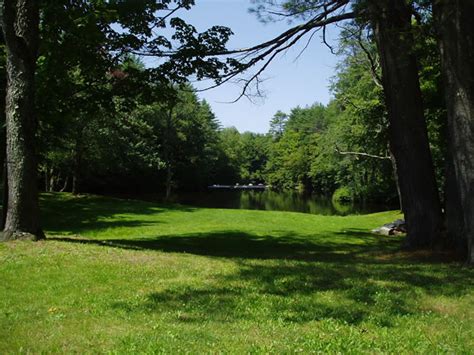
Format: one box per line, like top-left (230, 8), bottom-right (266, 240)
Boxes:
top-left (355, 31), bottom-right (383, 88)
top-left (322, 24), bottom-right (336, 54)
top-left (293, 28), bottom-right (320, 62)
top-left (340, 24), bottom-right (383, 88)
top-left (134, 1), bottom-right (357, 102)
top-left (335, 145), bottom-right (390, 160)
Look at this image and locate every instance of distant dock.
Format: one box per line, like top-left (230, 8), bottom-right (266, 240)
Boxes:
top-left (208, 184), bottom-right (268, 190)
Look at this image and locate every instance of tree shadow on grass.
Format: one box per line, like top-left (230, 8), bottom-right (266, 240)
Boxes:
top-left (49, 230), bottom-right (401, 261)
top-left (136, 258), bottom-right (470, 326)
top-left (52, 229), bottom-right (473, 327)
top-left (40, 193), bottom-right (195, 235)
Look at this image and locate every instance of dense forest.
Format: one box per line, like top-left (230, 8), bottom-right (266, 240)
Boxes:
top-left (0, 0), bottom-right (473, 263)
top-left (0, 12), bottom-right (443, 203)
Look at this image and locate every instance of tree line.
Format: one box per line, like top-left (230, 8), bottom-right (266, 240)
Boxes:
top-left (0, 0), bottom-right (472, 264)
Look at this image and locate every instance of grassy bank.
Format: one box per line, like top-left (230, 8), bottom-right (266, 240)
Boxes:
top-left (1, 193), bottom-right (472, 353)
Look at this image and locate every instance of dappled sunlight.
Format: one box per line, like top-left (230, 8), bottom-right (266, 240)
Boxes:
top-left (2, 194), bottom-right (470, 353)
top-left (49, 223), bottom-right (472, 329)
top-left (101, 236), bottom-right (471, 328)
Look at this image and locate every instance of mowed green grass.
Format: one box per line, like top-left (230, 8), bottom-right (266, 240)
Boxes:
top-left (0, 193), bottom-right (473, 353)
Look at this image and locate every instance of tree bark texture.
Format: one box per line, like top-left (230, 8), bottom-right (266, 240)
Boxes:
top-left (1, 161), bottom-right (8, 230)
top-left (435, 0), bottom-right (474, 263)
top-left (444, 154), bottom-right (466, 253)
top-left (0, 0), bottom-right (43, 240)
top-left (369, 0), bottom-right (442, 248)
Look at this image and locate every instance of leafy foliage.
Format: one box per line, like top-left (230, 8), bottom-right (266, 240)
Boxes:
top-left (33, 0), bottom-right (237, 195)
top-left (0, 0), bottom-right (449, 205)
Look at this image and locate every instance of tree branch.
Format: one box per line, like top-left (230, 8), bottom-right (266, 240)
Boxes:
top-left (335, 145), bottom-right (390, 160)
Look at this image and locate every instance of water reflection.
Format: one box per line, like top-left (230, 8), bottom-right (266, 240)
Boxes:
top-left (168, 190), bottom-right (392, 216)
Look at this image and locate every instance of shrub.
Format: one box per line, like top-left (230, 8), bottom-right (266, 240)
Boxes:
top-left (332, 186), bottom-right (353, 203)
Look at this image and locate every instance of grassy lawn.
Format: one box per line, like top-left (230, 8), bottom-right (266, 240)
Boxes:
top-left (0, 193), bottom-right (473, 353)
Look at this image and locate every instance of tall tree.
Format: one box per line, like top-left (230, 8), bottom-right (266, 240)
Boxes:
top-left (434, 0), bottom-right (474, 262)
top-left (269, 111), bottom-right (288, 138)
top-left (367, 0), bottom-right (442, 248)
top-left (0, 0), bottom-right (43, 240)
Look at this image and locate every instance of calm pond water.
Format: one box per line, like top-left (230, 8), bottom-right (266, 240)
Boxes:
top-left (159, 190), bottom-right (393, 216)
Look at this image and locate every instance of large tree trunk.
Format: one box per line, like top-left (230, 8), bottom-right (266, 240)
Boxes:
top-left (1, 161), bottom-right (8, 230)
top-left (434, 0), bottom-right (474, 263)
top-left (369, 0), bottom-right (442, 248)
top-left (444, 154), bottom-right (466, 253)
top-left (0, 0), bottom-right (43, 241)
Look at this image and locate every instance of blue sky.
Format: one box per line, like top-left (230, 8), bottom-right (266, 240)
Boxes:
top-left (170, 0), bottom-right (341, 133)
